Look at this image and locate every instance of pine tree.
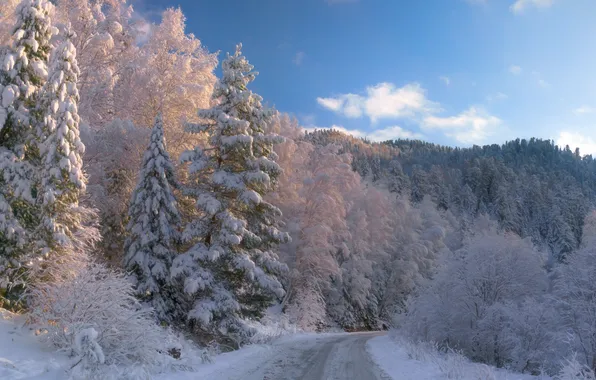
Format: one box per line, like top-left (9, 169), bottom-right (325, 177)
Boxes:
top-left (36, 27), bottom-right (87, 255)
top-left (0, 0), bottom-right (56, 304)
top-left (1, 0), bottom-right (55, 153)
top-left (124, 113), bottom-right (181, 322)
top-left (172, 44), bottom-right (289, 339)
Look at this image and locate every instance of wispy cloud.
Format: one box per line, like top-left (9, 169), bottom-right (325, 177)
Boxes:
top-left (317, 82), bottom-right (438, 122)
top-left (439, 76), bottom-right (451, 86)
top-left (509, 65), bottom-right (522, 75)
top-left (422, 106), bottom-right (502, 144)
top-left (531, 71), bottom-right (550, 88)
top-left (537, 79), bottom-right (550, 88)
top-left (573, 106), bottom-right (594, 115)
top-left (510, 0), bottom-right (554, 14)
top-left (304, 125), bottom-right (424, 142)
top-left (486, 92), bottom-right (508, 102)
top-left (293, 51), bottom-right (306, 66)
top-left (556, 131), bottom-right (596, 155)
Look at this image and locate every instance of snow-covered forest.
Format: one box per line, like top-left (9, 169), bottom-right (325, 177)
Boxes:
top-left (2, 0), bottom-right (596, 379)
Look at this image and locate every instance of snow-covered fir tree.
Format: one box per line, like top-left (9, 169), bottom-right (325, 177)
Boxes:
top-left (172, 44), bottom-right (289, 339)
top-left (36, 26), bottom-right (87, 256)
top-left (0, 0), bottom-right (57, 303)
top-left (123, 113), bottom-right (181, 322)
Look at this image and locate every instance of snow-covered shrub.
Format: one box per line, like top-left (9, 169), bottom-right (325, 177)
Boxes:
top-left (402, 229), bottom-right (548, 369)
top-left (29, 260), bottom-right (196, 378)
top-left (244, 310), bottom-right (299, 344)
top-left (393, 333), bottom-right (498, 379)
top-left (556, 354), bottom-right (596, 380)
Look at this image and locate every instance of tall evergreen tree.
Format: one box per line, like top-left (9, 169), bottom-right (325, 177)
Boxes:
top-left (172, 44), bottom-right (289, 338)
top-left (124, 113), bottom-right (181, 322)
top-left (0, 0), bottom-right (56, 303)
top-left (36, 27), bottom-right (87, 255)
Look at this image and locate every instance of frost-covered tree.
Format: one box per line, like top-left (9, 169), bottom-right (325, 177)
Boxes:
top-left (53, 0), bottom-right (138, 129)
top-left (172, 44), bottom-right (289, 340)
top-left (36, 27), bottom-right (88, 256)
top-left (113, 7), bottom-right (217, 157)
top-left (83, 118), bottom-right (149, 263)
top-left (555, 243), bottom-right (596, 371)
top-left (124, 113), bottom-right (181, 322)
top-left (403, 226), bottom-right (548, 368)
top-left (0, 0), bottom-right (57, 304)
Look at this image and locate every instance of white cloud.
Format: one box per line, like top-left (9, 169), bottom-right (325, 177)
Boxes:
top-left (509, 65), bottom-right (522, 75)
top-left (531, 71), bottom-right (550, 88)
top-left (537, 78), bottom-right (550, 88)
top-left (317, 97), bottom-right (343, 112)
top-left (316, 82), bottom-right (437, 122)
top-left (573, 106), bottom-right (595, 115)
top-left (486, 92), bottom-right (508, 102)
top-left (439, 76), bottom-right (451, 86)
top-left (365, 126), bottom-right (425, 141)
top-left (510, 0), bottom-right (554, 14)
top-left (557, 131), bottom-right (596, 155)
top-left (293, 51), bottom-right (306, 66)
top-left (422, 107), bottom-right (502, 144)
top-left (304, 125), bottom-right (424, 142)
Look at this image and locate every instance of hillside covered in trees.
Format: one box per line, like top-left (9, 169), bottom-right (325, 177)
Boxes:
top-left (308, 129), bottom-right (594, 265)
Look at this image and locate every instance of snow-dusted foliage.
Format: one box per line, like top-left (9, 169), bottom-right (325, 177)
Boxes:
top-left (554, 243), bottom-right (596, 371)
top-left (402, 223), bottom-right (550, 370)
top-left (0, 0), bottom-right (58, 304)
top-left (36, 28), bottom-right (88, 255)
top-left (124, 114), bottom-right (181, 322)
top-left (83, 119), bottom-right (149, 263)
top-left (269, 116), bottom-right (455, 331)
top-left (52, 0), bottom-right (138, 130)
top-left (173, 44), bottom-right (289, 340)
top-left (29, 260), bottom-right (188, 378)
top-left (112, 7), bottom-right (217, 158)
top-left (556, 355), bottom-right (596, 380)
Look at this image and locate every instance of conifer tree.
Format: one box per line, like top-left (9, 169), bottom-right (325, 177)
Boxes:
top-left (0, 0), bottom-right (57, 303)
top-left (124, 113), bottom-right (181, 322)
top-left (36, 27), bottom-right (87, 255)
top-left (172, 44), bottom-right (289, 338)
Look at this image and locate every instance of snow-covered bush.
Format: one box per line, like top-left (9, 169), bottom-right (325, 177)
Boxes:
top-left (393, 333), bottom-right (498, 379)
top-left (244, 309), bottom-right (299, 344)
top-left (29, 260), bottom-right (197, 378)
top-left (556, 354), bottom-right (596, 380)
top-left (402, 228), bottom-right (549, 370)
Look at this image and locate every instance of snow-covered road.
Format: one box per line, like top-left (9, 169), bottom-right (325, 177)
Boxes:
top-left (170, 332), bottom-right (391, 380)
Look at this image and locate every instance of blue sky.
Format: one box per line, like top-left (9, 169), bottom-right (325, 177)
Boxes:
top-left (137, 0), bottom-right (596, 154)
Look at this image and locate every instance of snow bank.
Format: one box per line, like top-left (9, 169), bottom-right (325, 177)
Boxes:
top-left (0, 309), bottom-right (67, 380)
top-left (367, 334), bottom-right (549, 380)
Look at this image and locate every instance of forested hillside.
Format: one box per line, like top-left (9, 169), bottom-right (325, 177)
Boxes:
top-left (307, 129), bottom-right (593, 264)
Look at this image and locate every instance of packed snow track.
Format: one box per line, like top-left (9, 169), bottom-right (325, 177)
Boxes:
top-left (173, 332), bottom-right (391, 380)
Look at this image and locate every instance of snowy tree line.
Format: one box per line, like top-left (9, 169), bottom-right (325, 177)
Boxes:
top-left (3, 0), bottom-right (596, 377)
top-left (303, 131), bottom-right (596, 373)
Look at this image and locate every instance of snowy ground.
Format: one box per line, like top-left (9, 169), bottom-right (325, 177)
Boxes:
top-left (0, 310), bottom-right (66, 380)
top-left (158, 331), bottom-right (389, 380)
top-left (1, 309), bottom-right (549, 380)
top-left (367, 334), bottom-right (549, 380)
